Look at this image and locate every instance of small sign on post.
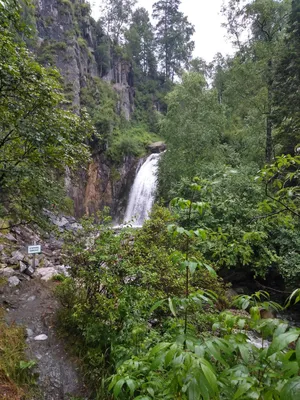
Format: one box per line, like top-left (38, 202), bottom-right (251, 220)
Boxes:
top-left (28, 245), bottom-right (41, 254)
top-left (28, 244), bottom-right (41, 270)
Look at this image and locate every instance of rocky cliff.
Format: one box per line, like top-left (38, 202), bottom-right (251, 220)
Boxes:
top-left (34, 0), bottom-right (137, 220)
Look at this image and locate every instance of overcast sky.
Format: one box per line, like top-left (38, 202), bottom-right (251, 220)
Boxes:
top-left (89, 0), bottom-right (234, 62)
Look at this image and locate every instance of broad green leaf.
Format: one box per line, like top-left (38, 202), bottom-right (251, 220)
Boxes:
top-left (168, 297), bottom-right (177, 317)
top-left (267, 331), bottom-right (300, 357)
top-left (281, 377), bottom-right (300, 400)
top-left (233, 382), bottom-right (252, 399)
top-left (201, 364), bottom-right (218, 394)
top-left (113, 379), bottom-right (125, 397)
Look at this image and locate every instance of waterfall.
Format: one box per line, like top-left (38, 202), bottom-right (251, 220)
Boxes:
top-left (124, 153), bottom-right (161, 227)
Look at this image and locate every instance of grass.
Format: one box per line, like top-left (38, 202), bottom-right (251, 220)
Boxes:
top-left (0, 308), bottom-right (37, 399)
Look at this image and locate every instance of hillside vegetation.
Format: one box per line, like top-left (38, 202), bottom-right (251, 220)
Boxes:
top-left (3, 0), bottom-right (300, 399)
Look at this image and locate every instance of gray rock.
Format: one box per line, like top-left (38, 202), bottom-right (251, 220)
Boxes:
top-left (55, 216), bottom-right (69, 228)
top-left (5, 233), bottom-right (17, 242)
top-left (25, 266), bottom-right (35, 277)
top-left (34, 334), bottom-right (48, 341)
top-left (20, 261), bottom-right (27, 273)
top-left (11, 250), bottom-right (24, 262)
top-left (1, 267), bottom-right (15, 277)
top-left (147, 141), bottom-right (166, 153)
top-left (0, 244), bottom-right (4, 252)
top-left (225, 288), bottom-right (238, 301)
top-left (36, 267), bottom-right (58, 281)
top-left (8, 276), bottom-right (20, 287)
top-left (42, 259), bottom-right (54, 268)
top-left (26, 328), bottom-right (34, 337)
top-left (27, 295), bottom-right (36, 302)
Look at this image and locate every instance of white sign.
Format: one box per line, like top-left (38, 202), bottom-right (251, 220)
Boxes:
top-left (28, 245), bottom-right (41, 254)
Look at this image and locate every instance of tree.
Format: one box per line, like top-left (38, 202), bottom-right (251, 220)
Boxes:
top-left (99, 0), bottom-right (137, 45)
top-left (222, 0), bottom-right (290, 162)
top-left (125, 8), bottom-right (157, 79)
top-left (152, 0), bottom-right (195, 81)
top-left (0, 0), bottom-right (92, 223)
top-left (158, 72), bottom-right (225, 199)
top-left (273, 0), bottom-right (300, 154)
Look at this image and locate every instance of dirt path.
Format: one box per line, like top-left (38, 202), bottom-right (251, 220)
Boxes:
top-left (2, 279), bottom-right (87, 400)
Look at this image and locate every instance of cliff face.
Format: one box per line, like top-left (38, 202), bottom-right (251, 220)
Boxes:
top-left (34, 0), bottom-right (137, 220)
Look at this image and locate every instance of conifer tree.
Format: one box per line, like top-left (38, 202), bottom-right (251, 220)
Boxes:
top-left (152, 0), bottom-right (195, 81)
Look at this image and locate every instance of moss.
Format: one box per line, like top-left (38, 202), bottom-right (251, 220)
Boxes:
top-left (57, 0), bottom-right (74, 15)
top-left (37, 41), bottom-right (67, 66)
top-left (77, 37), bottom-right (88, 49)
top-left (0, 277), bottom-right (7, 287)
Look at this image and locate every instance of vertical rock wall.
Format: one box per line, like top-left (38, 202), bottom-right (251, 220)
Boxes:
top-left (35, 0), bottom-right (137, 220)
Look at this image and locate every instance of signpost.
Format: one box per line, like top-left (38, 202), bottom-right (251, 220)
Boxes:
top-left (28, 243), bottom-right (41, 269)
top-left (28, 245), bottom-right (41, 254)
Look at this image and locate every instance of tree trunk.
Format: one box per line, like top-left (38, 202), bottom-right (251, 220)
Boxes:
top-left (266, 60), bottom-right (273, 163)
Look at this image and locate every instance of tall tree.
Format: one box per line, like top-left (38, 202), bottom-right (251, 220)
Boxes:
top-left (125, 8), bottom-right (157, 79)
top-left (223, 0), bottom-right (290, 162)
top-left (99, 0), bottom-right (136, 45)
top-left (273, 0), bottom-right (300, 154)
top-left (152, 0), bottom-right (195, 81)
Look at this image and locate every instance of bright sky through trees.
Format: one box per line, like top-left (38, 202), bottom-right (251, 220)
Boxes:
top-left (89, 0), bottom-right (234, 62)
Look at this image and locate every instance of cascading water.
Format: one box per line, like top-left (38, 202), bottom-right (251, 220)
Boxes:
top-left (124, 153), bottom-right (161, 227)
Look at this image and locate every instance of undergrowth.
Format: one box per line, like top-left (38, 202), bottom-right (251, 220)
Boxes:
top-left (0, 308), bottom-right (37, 399)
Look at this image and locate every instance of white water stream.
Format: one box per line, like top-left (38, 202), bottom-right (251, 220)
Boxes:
top-left (123, 153), bottom-right (161, 227)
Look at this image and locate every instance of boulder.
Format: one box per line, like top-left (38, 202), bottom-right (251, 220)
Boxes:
top-left (1, 267), bottom-right (15, 277)
top-left (8, 250), bottom-right (24, 264)
top-left (34, 334), bottom-right (48, 341)
top-left (19, 261), bottom-right (27, 273)
top-left (147, 141), bottom-right (166, 154)
top-left (8, 276), bottom-right (20, 287)
top-left (36, 267), bottom-right (58, 281)
top-left (25, 266), bottom-right (35, 277)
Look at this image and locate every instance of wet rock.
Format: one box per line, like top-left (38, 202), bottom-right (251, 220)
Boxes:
top-left (8, 276), bottom-right (20, 287)
top-left (148, 141), bottom-right (166, 153)
top-left (225, 288), bottom-right (238, 301)
top-left (34, 334), bottom-right (48, 341)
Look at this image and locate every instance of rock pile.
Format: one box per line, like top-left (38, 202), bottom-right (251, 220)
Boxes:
top-left (0, 212), bottom-right (81, 285)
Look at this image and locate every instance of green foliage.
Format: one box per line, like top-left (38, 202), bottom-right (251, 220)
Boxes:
top-left (158, 72), bottom-right (226, 200)
top-left (0, 0), bottom-right (93, 224)
top-left (80, 77), bottom-right (118, 143)
top-left (57, 205), bottom-right (225, 397)
top-left (0, 309), bottom-right (37, 398)
top-left (153, 0), bottom-right (195, 81)
top-left (107, 126), bottom-right (160, 162)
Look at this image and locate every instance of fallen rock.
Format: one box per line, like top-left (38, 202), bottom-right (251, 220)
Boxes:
top-left (5, 233), bottom-right (17, 242)
top-left (20, 261), bottom-right (27, 273)
top-left (1, 267), bottom-right (15, 277)
top-left (11, 250), bottom-right (24, 262)
top-left (26, 328), bottom-right (34, 337)
top-left (8, 276), bottom-right (20, 287)
top-left (25, 266), bottom-right (35, 277)
top-left (34, 334), bottom-right (48, 341)
top-left (36, 267), bottom-right (58, 281)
